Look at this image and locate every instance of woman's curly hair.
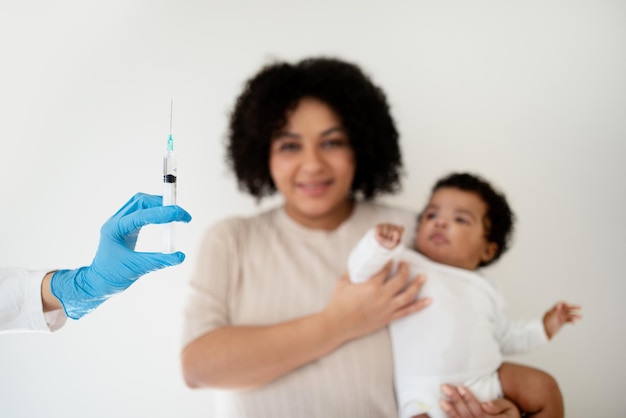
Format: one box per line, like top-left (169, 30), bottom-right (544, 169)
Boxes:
top-left (226, 57), bottom-right (403, 200)
top-left (427, 172), bottom-right (516, 267)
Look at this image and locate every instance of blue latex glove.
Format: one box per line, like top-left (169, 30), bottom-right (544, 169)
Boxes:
top-left (51, 193), bottom-right (192, 319)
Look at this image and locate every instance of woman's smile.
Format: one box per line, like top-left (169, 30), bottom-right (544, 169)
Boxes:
top-left (269, 97), bottom-right (355, 230)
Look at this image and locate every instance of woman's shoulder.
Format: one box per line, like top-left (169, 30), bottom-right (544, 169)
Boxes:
top-left (205, 207), bottom-right (283, 237)
top-left (355, 201), bottom-right (418, 227)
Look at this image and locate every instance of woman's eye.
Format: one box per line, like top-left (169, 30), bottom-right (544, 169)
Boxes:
top-left (321, 138), bottom-right (348, 148)
top-left (277, 142), bottom-right (300, 152)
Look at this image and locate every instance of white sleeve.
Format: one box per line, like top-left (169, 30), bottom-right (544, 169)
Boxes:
top-left (491, 280), bottom-right (549, 354)
top-left (0, 268), bottom-right (67, 333)
top-left (347, 228), bottom-right (404, 283)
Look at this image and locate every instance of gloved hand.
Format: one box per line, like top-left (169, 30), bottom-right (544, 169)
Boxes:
top-left (51, 193), bottom-right (192, 319)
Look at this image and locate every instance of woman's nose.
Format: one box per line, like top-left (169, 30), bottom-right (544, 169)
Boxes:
top-left (301, 147), bottom-right (324, 170)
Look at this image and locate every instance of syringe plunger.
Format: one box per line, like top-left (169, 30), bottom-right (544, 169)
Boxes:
top-left (163, 134), bottom-right (177, 253)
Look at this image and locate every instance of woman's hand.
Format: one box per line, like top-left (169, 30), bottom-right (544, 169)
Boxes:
top-left (183, 261), bottom-right (429, 390)
top-left (441, 385), bottom-right (521, 418)
top-left (323, 261), bottom-right (431, 343)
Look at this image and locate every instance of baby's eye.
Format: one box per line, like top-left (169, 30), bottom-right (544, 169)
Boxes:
top-left (424, 212), bottom-right (437, 220)
top-left (455, 217), bottom-right (469, 225)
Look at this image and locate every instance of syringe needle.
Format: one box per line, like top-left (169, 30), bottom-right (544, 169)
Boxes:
top-left (169, 99), bottom-right (173, 136)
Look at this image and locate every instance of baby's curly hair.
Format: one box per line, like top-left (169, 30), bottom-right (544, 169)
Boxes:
top-left (226, 57), bottom-right (403, 200)
top-left (429, 172), bottom-right (516, 267)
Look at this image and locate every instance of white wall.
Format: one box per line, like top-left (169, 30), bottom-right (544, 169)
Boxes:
top-left (1, 1), bottom-right (624, 416)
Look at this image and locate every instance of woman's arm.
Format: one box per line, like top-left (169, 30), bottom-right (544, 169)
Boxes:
top-left (181, 262), bottom-right (430, 389)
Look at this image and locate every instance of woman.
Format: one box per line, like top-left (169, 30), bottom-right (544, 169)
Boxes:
top-left (181, 57), bottom-right (519, 417)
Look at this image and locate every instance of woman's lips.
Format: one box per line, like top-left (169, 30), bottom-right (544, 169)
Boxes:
top-left (297, 179), bottom-right (332, 197)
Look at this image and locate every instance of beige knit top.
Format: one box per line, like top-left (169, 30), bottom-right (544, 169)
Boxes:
top-left (182, 202), bottom-right (417, 418)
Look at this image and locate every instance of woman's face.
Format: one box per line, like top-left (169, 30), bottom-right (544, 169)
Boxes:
top-left (269, 97), bottom-right (355, 230)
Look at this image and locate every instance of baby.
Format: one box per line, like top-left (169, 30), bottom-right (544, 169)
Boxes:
top-left (348, 172), bottom-right (581, 418)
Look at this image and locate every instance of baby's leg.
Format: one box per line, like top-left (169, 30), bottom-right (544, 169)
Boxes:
top-left (498, 362), bottom-right (564, 418)
top-left (375, 223), bottom-right (404, 249)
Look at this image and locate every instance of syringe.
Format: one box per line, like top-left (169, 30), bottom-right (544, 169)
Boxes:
top-left (163, 101), bottom-right (177, 253)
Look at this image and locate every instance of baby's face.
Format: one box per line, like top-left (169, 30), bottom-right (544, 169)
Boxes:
top-left (415, 187), bottom-right (496, 270)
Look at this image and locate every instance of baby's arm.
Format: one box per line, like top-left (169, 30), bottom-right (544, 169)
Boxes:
top-left (543, 302), bottom-right (582, 339)
top-left (495, 302), bottom-right (580, 417)
top-left (347, 224), bottom-right (405, 284)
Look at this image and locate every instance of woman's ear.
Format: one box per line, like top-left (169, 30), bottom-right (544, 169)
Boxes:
top-left (481, 242), bottom-right (498, 263)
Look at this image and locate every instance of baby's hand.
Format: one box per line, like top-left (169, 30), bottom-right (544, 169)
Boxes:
top-left (543, 302), bottom-right (582, 339)
top-left (375, 223), bottom-right (404, 250)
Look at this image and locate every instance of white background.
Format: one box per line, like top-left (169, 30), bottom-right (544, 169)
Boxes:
top-left (1, 1), bottom-right (624, 417)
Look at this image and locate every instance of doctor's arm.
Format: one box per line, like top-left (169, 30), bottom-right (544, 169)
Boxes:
top-left (1, 193), bottom-right (191, 333)
top-left (41, 272), bottom-right (62, 312)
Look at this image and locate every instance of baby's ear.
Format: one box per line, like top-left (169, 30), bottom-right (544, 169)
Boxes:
top-left (481, 242), bottom-right (498, 263)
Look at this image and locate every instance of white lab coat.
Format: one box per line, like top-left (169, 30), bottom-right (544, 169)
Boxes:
top-left (0, 268), bottom-right (66, 333)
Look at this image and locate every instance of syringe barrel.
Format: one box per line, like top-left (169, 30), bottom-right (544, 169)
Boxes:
top-left (163, 151), bottom-right (177, 205)
top-left (163, 182), bottom-right (176, 206)
top-left (163, 151), bottom-right (177, 253)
